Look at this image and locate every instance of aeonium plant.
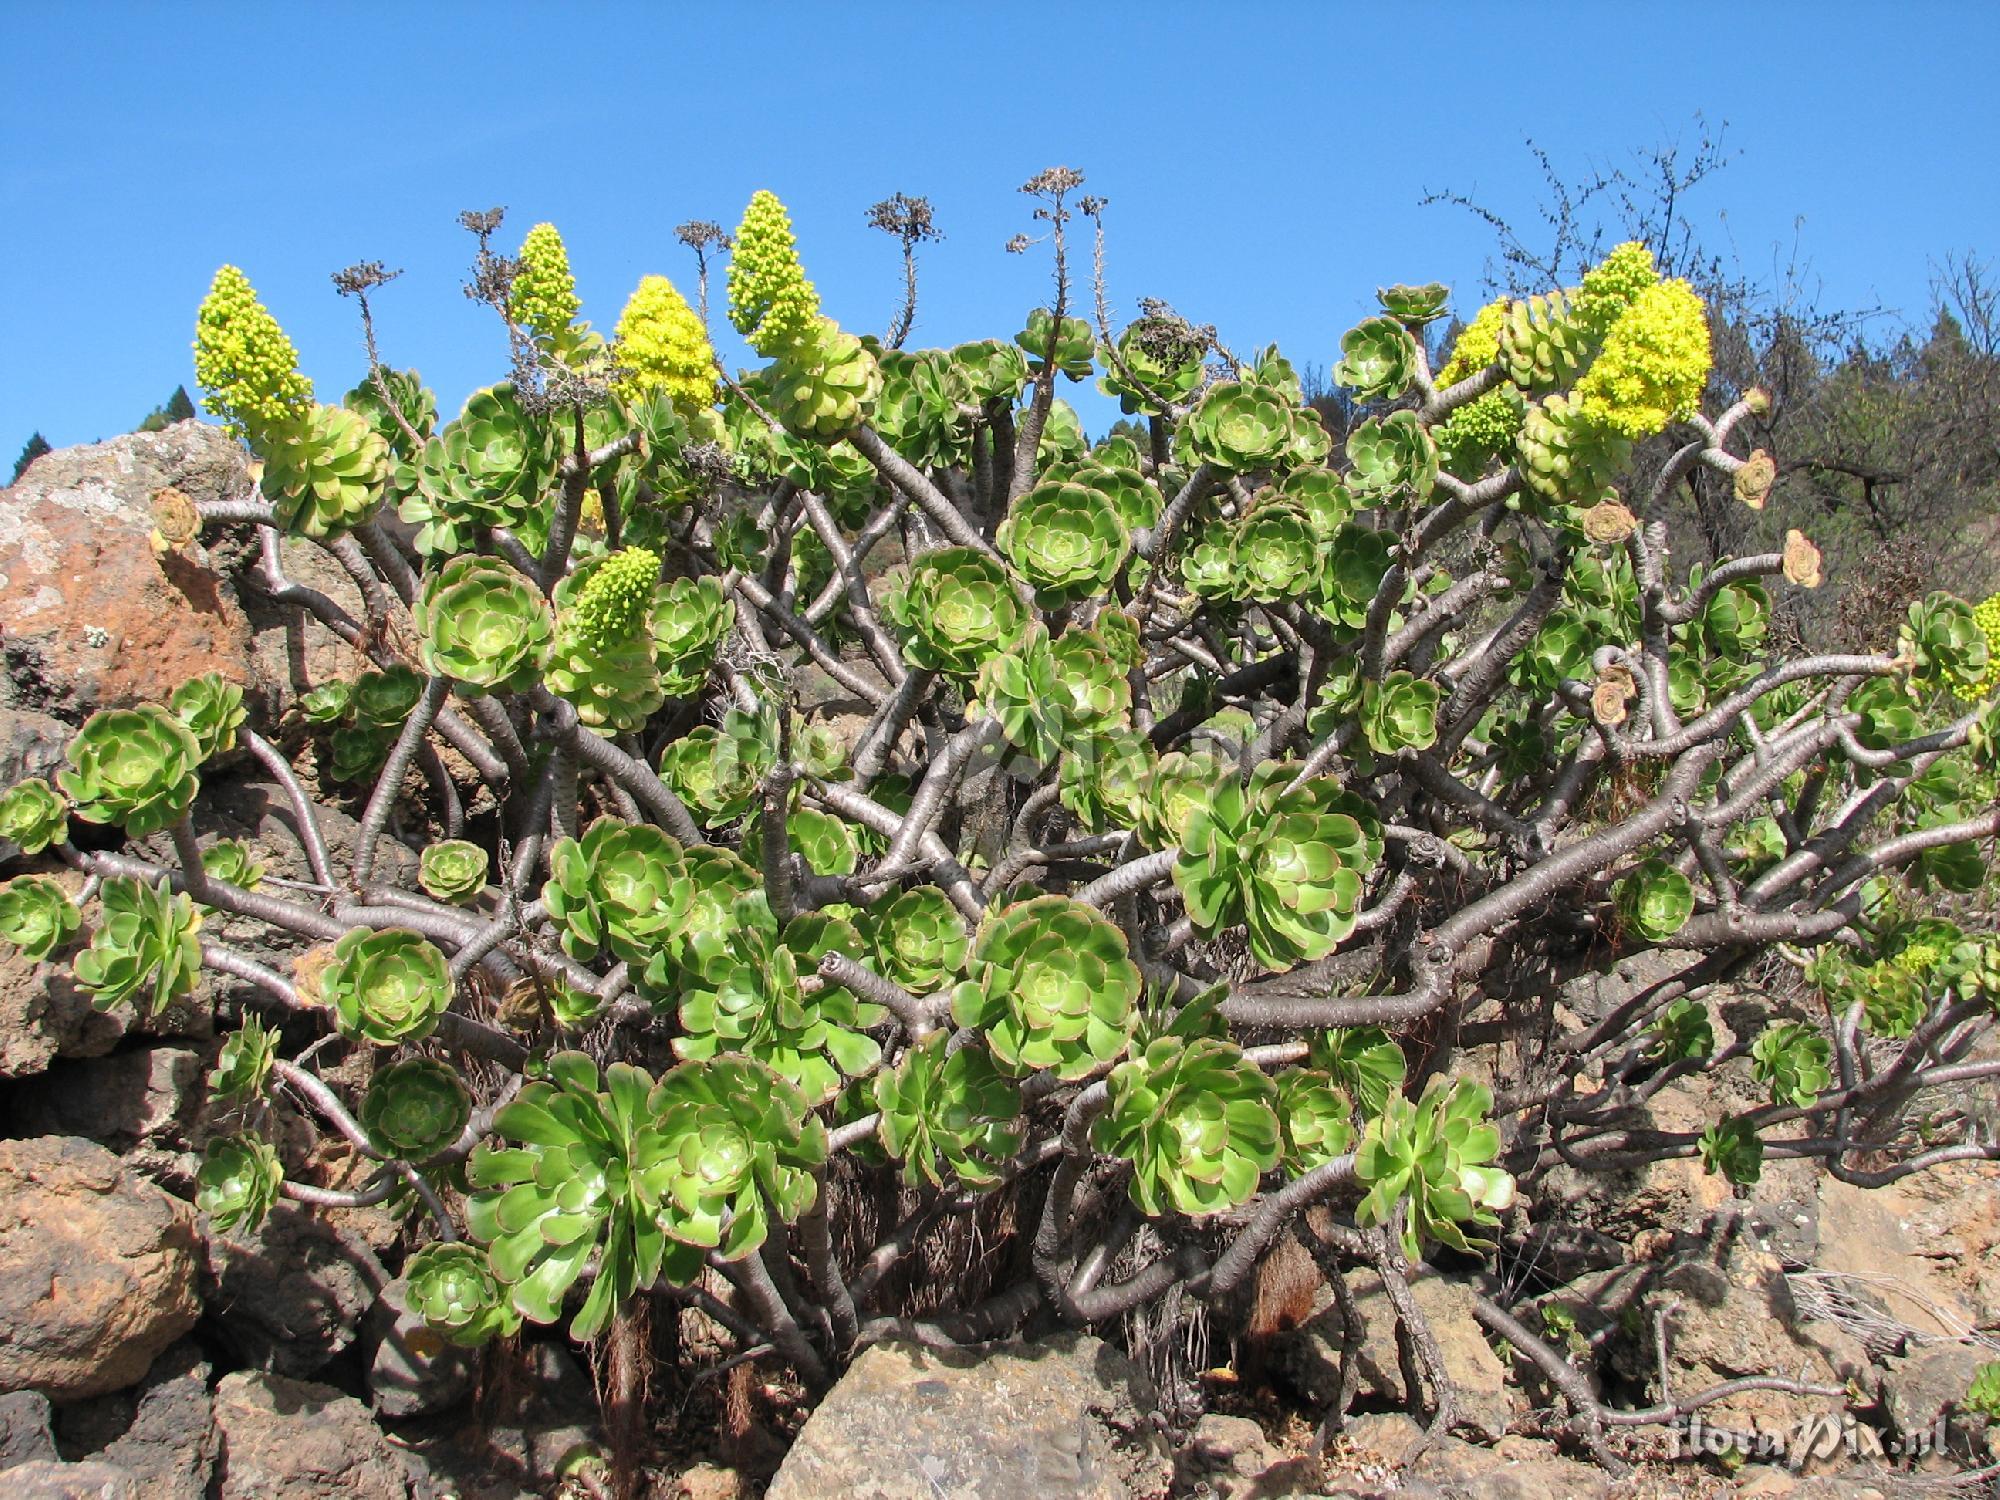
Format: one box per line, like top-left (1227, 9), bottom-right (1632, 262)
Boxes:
top-left (0, 181), bottom-right (1989, 1464)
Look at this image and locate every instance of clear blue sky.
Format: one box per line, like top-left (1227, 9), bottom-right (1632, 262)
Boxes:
top-left (4, 2), bottom-right (1996, 461)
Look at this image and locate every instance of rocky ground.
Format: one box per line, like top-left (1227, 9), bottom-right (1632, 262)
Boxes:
top-left (0, 425), bottom-right (1995, 1498)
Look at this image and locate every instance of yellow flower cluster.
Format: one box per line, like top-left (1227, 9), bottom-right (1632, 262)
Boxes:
top-left (1572, 241), bottom-right (1659, 335)
top-left (511, 223), bottom-right (581, 343)
top-left (727, 190), bottom-right (820, 354)
top-left (612, 275), bottom-right (717, 420)
top-left (1435, 298), bottom-right (1508, 386)
top-left (571, 547), bottom-right (659, 652)
top-left (1573, 279), bottom-right (1711, 439)
top-left (193, 266), bottom-right (313, 442)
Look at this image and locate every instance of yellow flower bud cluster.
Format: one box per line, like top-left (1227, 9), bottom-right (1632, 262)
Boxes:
top-left (193, 266), bottom-right (313, 442)
top-left (613, 275), bottom-right (717, 420)
top-left (511, 223), bottom-right (581, 344)
top-left (570, 547), bottom-right (659, 653)
top-left (1572, 279), bottom-right (1712, 439)
top-left (1433, 301), bottom-right (1521, 474)
top-left (727, 191), bottom-right (820, 354)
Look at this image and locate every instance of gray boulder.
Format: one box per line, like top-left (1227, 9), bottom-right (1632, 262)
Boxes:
top-left (766, 1332), bottom-right (1170, 1500)
top-left (211, 1371), bottom-right (423, 1500)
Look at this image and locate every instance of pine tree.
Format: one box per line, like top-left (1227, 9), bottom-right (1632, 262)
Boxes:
top-left (10, 432), bottom-right (50, 483)
top-left (136, 384), bottom-right (199, 432)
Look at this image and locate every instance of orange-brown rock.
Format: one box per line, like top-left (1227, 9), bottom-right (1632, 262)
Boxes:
top-left (1, 421), bottom-right (260, 721)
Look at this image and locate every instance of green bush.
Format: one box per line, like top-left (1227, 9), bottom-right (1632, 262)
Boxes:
top-left (7, 187), bottom-right (1985, 1451)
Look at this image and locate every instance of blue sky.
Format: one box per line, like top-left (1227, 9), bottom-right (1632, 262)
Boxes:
top-left (4, 2), bottom-right (1995, 460)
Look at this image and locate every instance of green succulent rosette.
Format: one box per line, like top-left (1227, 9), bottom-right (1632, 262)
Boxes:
top-left (1515, 394), bottom-right (1632, 507)
top-left (200, 838), bottom-right (265, 893)
top-left (208, 1013), bottom-right (277, 1105)
top-left (951, 895), bottom-right (1142, 1080)
top-left (1069, 463), bottom-right (1163, 536)
top-left (1332, 316), bottom-right (1418, 400)
top-left (1096, 1033), bottom-right (1280, 1217)
top-left (1698, 1114), bottom-right (1764, 1186)
top-left (1309, 1026), bottom-right (1407, 1118)
top-left (1321, 523), bottom-right (1398, 630)
top-left (869, 885), bottom-right (970, 992)
top-left (342, 366), bottom-right (437, 463)
top-left (975, 622), bottom-right (1131, 767)
top-left (1015, 307), bottom-right (1096, 381)
top-left (646, 1055), bottom-right (828, 1278)
top-left (873, 349), bottom-right (968, 469)
top-left (322, 927), bottom-right (451, 1046)
top-left (1274, 469), bottom-right (1357, 541)
top-left (543, 817), bottom-right (693, 965)
top-left (1175, 777), bottom-right (1384, 972)
top-left (1376, 283), bottom-right (1451, 326)
top-left (297, 681), bottom-right (353, 725)
top-left (260, 401), bottom-right (391, 540)
top-left (1179, 519), bottom-right (1241, 601)
top-left (653, 577), bottom-right (735, 697)
top-left (360, 1057), bottom-right (474, 1160)
top-left (1496, 288), bottom-right (1591, 392)
top-left (1360, 671), bottom-right (1441, 754)
top-left (764, 316), bottom-right (882, 440)
top-left (468, 1052), bottom-right (674, 1338)
top-left (1180, 380), bottom-right (1299, 472)
top-left (1144, 750), bottom-right (1231, 847)
top-left (744, 804), bottom-right (859, 878)
top-left (1900, 592), bottom-right (1991, 693)
top-left (1845, 677), bottom-right (1920, 755)
top-left (546, 550), bottom-right (667, 734)
top-left (674, 917), bottom-right (883, 1106)
top-left (874, 1032), bottom-right (1025, 1190)
top-left (72, 877), bottom-right (202, 1016)
top-left (196, 1133), bottom-right (284, 1235)
top-left (1059, 729), bottom-right (1157, 835)
top-left (951, 338), bottom-right (1031, 406)
top-left (1231, 499), bottom-right (1319, 602)
top-left (1649, 998), bottom-right (1715, 1061)
top-left (0, 779), bottom-right (68, 854)
top-left (170, 673), bottom-right (247, 761)
top-left (882, 546), bottom-right (1030, 677)
top-left (1344, 411), bottom-right (1438, 504)
top-left (59, 703), bottom-right (202, 838)
top-left (1100, 318), bottom-right (1205, 416)
top-left (353, 666), bottom-right (426, 728)
top-left (419, 840), bottom-right (490, 905)
top-left (1355, 1078), bottom-right (1514, 1261)
top-left (641, 845), bottom-right (764, 991)
top-left (328, 724), bottom-right (393, 784)
top-left (777, 910), bottom-right (866, 1005)
top-left (403, 384), bottom-right (552, 555)
top-left (658, 710), bottom-right (774, 828)
top-left (0, 875), bottom-right (80, 960)
top-left (412, 555), bottom-right (554, 695)
top-left (1749, 1023), bottom-right (1832, 1109)
top-left (1274, 1068), bottom-right (1357, 1172)
top-left (404, 1241), bottom-right (522, 1348)
top-left (1615, 858), bottom-right (1695, 942)
top-left (996, 480), bottom-right (1131, 602)
top-left (1961, 1362), bottom-right (2000, 1421)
